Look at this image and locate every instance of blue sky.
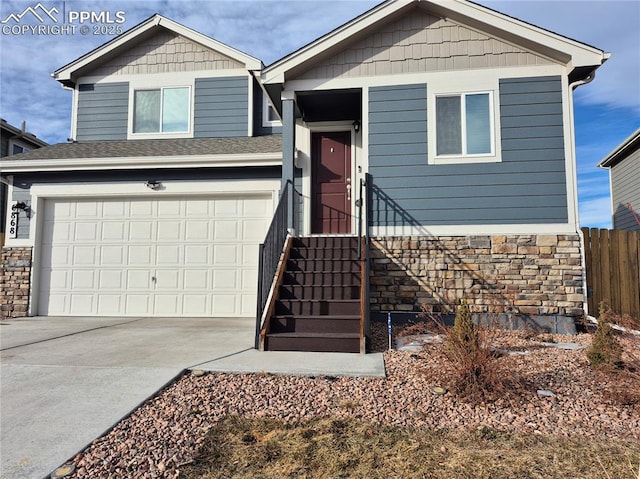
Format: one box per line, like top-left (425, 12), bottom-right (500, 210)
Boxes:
top-left (1, 0), bottom-right (638, 228)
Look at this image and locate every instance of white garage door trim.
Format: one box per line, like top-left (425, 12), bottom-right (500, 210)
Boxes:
top-left (29, 179), bottom-right (279, 317)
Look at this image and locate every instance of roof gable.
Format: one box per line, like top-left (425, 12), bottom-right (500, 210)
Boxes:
top-left (295, 7), bottom-right (554, 81)
top-left (88, 28), bottom-right (245, 77)
top-left (263, 0), bottom-right (607, 84)
top-left (53, 15), bottom-right (263, 86)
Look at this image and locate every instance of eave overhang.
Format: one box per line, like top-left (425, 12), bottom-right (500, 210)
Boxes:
top-left (598, 128), bottom-right (640, 169)
top-left (0, 152), bottom-right (282, 173)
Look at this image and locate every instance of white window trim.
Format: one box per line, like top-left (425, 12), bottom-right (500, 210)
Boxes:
top-left (128, 82), bottom-right (194, 139)
top-left (262, 95), bottom-right (281, 127)
top-left (428, 78), bottom-right (502, 165)
top-left (8, 139), bottom-right (32, 155)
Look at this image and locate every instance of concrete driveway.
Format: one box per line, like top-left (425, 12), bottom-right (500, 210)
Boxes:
top-left (0, 316), bottom-right (384, 479)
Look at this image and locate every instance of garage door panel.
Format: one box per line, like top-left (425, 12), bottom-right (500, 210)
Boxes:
top-left (183, 295), bottom-right (208, 315)
top-left (73, 246), bottom-right (97, 265)
top-left (102, 201), bottom-right (126, 217)
top-left (100, 245), bottom-right (125, 265)
top-left (157, 221), bottom-right (181, 241)
top-left (129, 245), bottom-right (153, 265)
top-left (156, 245), bottom-right (180, 265)
top-left (184, 270), bottom-right (209, 289)
top-left (70, 295), bottom-right (94, 314)
top-left (214, 220), bottom-right (239, 240)
top-left (212, 294), bottom-right (237, 314)
top-left (39, 193), bottom-right (273, 317)
top-left (75, 222), bottom-right (99, 241)
top-left (71, 270), bottom-right (95, 290)
top-left (184, 245), bottom-right (210, 265)
top-left (99, 270), bottom-right (124, 289)
top-left (125, 295), bottom-right (150, 314)
top-left (213, 244), bottom-right (238, 265)
top-left (214, 199), bottom-right (238, 217)
top-left (213, 269), bottom-right (238, 290)
top-left (98, 295), bottom-right (122, 314)
top-left (130, 201), bottom-right (153, 217)
top-left (185, 220), bottom-right (210, 240)
top-left (155, 294), bottom-right (179, 315)
top-left (241, 244), bottom-right (259, 267)
top-left (76, 202), bottom-right (98, 218)
top-left (129, 222), bottom-right (153, 241)
top-left (102, 222), bottom-right (126, 241)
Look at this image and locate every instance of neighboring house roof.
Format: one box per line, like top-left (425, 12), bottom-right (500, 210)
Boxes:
top-left (598, 128), bottom-right (640, 168)
top-left (0, 136), bottom-right (282, 172)
top-left (262, 0), bottom-right (608, 84)
top-left (52, 14), bottom-right (264, 87)
top-left (0, 118), bottom-right (49, 150)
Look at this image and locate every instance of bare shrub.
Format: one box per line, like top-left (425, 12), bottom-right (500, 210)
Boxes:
top-left (425, 301), bottom-right (525, 404)
top-left (588, 303), bottom-right (623, 370)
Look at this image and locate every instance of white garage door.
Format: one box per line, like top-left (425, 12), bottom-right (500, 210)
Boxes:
top-left (38, 194), bottom-right (273, 317)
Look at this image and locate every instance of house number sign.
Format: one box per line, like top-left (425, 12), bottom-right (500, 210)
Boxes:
top-left (9, 201), bottom-right (19, 239)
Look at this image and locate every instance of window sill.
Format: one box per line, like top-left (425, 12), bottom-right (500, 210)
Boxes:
top-left (428, 154), bottom-right (502, 165)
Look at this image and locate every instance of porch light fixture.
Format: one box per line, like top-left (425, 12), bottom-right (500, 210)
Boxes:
top-left (352, 120), bottom-right (360, 133)
top-left (145, 180), bottom-right (162, 190)
top-left (11, 201), bottom-right (28, 211)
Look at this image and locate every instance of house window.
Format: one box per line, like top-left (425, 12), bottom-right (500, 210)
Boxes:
top-left (12, 144), bottom-right (29, 155)
top-left (133, 87), bottom-right (190, 133)
top-left (262, 96), bottom-right (281, 127)
top-left (435, 92), bottom-right (493, 157)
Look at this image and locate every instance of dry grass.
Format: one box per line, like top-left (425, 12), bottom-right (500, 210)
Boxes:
top-left (179, 416), bottom-right (640, 479)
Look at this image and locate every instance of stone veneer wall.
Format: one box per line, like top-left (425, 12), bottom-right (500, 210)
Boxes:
top-left (370, 235), bottom-right (584, 317)
top-left (0, 247), bottom-right (32, 319)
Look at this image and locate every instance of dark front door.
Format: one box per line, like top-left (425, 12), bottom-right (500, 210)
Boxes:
top-left (312, 131), bottom-right (352, 234)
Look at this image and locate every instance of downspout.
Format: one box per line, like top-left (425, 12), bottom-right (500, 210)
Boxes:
top-left (568, 70), bottom-right (596, 318)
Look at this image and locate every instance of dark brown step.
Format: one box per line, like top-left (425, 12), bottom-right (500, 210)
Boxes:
top-left (287, 259), bottom-right (360, 273)
top-left (270, 315), bottom-right (360, 334)
top-left (279, 284), bottom-right (360, 300)
top-left (276, 299), bottom-right (360, 316)
top-left (283, 271), bottom-right (360, 285)
top-left (294, 237), bottom-right (359, 249)
top-left (290, 247), bottom-right (359, 260)
top-left (265, 332), bottom-right (360, 353)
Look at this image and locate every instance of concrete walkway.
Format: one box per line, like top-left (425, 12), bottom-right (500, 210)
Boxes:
top-left (0, 316), bottom-right (384, 479)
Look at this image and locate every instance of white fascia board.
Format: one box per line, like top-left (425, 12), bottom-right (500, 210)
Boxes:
top-left (262, 0), bottom-right (414, 84)
top-left (0, 153), bottom-right (282, 173)
top-left (446, 0), bottom-right (606, 67)
top-left (53, 15), bottom-right (162, 83)
top-left (598, 128), bottom-right (640, 168)
top-left (53, 15), bottom-right (263, 84)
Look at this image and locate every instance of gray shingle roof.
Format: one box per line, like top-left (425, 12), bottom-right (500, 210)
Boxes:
top-left (2, 135), bottom-right (282, 161)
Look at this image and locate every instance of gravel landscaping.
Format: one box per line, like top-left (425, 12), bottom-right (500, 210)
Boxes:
top-left (66, 327), bottom-right (640, 478)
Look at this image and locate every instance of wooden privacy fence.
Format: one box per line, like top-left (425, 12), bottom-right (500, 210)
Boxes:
top-left (582, 228), bottom-right (640, 319)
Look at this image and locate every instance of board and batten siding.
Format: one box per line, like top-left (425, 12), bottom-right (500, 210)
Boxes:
top-left (611, 150), bottom-right (640, 231)
top-left (76, 82), bottom-right (129, 141)
top-left (194, 77), bottom-right (249, 138)
top-left (368, 76), bottom-right (567, 228)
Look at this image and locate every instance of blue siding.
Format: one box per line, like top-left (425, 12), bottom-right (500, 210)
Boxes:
top-left (194, 77), bottom-right (248, 138)
top-left (254, 81), bottom-right (282, 136)
top-left (368, 76), bottom-right (567, 227)
top-left (76, 83), bottom-right (129, 141)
